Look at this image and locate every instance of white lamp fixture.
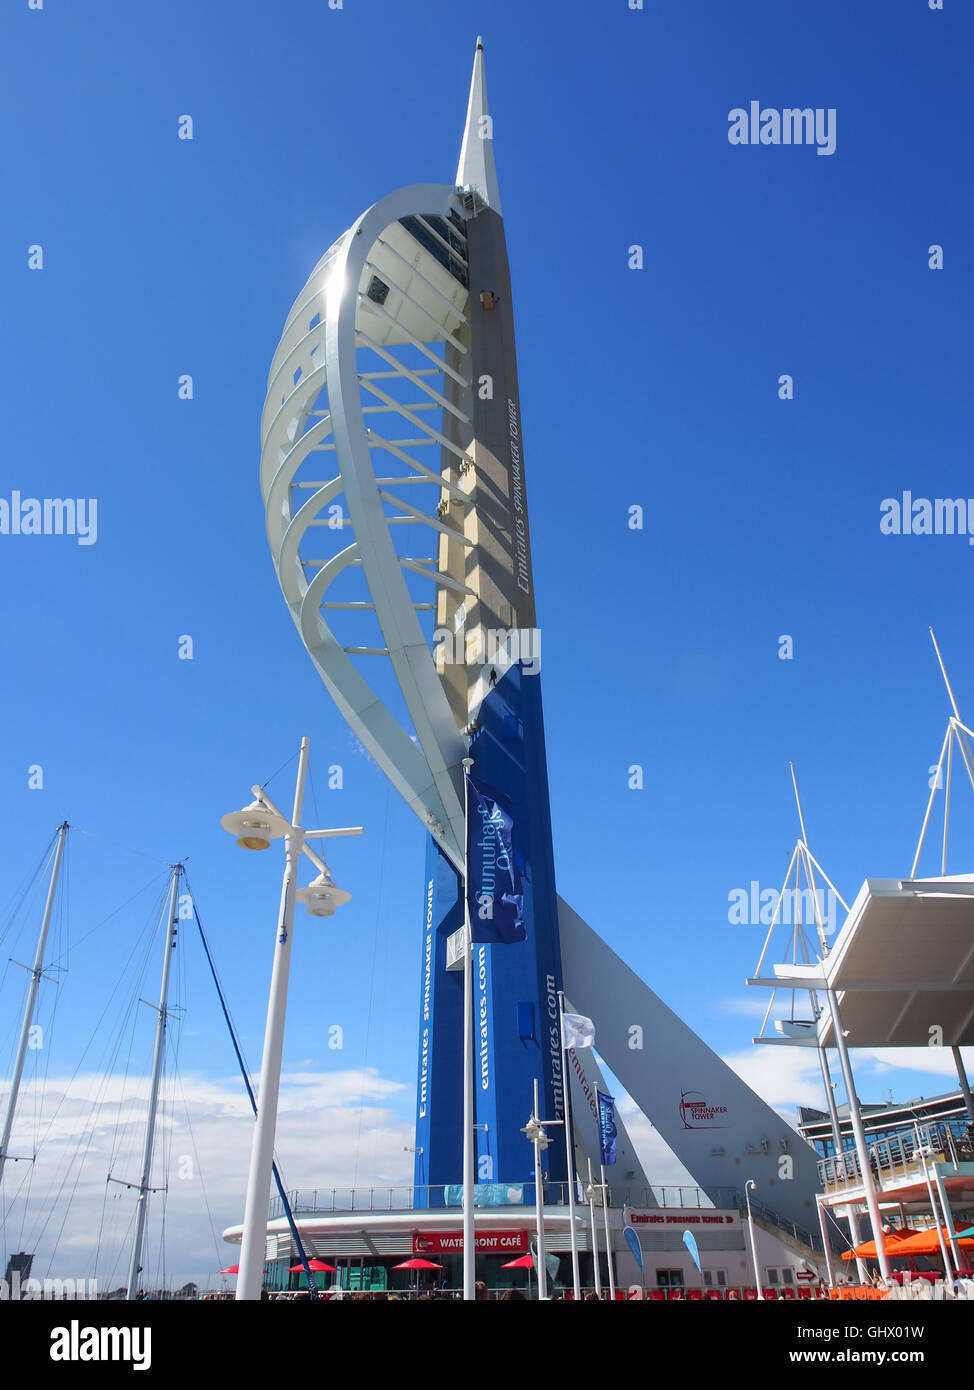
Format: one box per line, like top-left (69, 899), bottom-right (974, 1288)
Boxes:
top-left (224, 738), bottom-right (363, 1303)
top-left (295, 871), bottom-right (352, 917)
top-left (220, 798), bottom-right (290, 851)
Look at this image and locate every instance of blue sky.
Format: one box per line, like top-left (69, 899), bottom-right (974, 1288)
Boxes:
top-left (1, 0), bottom-right (972, 1285)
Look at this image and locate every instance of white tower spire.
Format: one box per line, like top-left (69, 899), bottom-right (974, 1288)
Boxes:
top-left (456, 36), bottom-right (502, 213)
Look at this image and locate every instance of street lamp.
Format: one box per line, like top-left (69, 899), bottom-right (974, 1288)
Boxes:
top-left (295, 872), bottom-right (352, 917)
top-left (744, 1180), bottom-right (763, 1299)
top-left (223, 736), bottom-right (362, 1302)
top-left (522, 1079), bottom-right (551, 1300)
top-left (220, 799), bottom-right (290, 851)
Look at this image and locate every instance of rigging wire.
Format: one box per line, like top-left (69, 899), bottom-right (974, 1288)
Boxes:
top-left (0, 830), bottom-right (60, 1060)
top-left (183, 869), bottom-right (319, 1292)
top-left (259, 749), bottom-right (299, 794)
top-left (71, 825), bottom-right (171, 868)
top-left (0, 827), bottom-right (58, 956)
top-left (23, 876), bottom-right (170, 1269)
top-left (90, 877), bottom-right (175, 1289)
top-left (353, 781), bottom-right (391, 1188)
top-left (45, 870), bottom-right (168, 971)
top-left (309, 759), bottom-right (321, 831)
top-left (0, 829), bottom-right (67, 1247)
top-left (151, 922), bottom-right (188, 1297)
top-left (36, 833), bottom-right (70, 1162)
top-left (172, 1067), bottom-right (224, 1282)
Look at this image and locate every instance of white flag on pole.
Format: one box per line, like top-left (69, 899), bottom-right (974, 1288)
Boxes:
top-left (562, 1012), bottom-right (595, 1050)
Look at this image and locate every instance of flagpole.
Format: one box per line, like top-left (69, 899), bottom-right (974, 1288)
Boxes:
top-left (532, 1076), bottom-right (548, 1301)
top-left (588, 1156), bottom-right (602, 1298)
top-left (557, 992), bottom-right (582, 1300)
top-left (461, 756), bottom-right (476, 1302)
top-left (601, 1164), bottom-right (616, 1300)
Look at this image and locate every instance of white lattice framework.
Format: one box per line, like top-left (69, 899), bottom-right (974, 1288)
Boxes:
top-left (260, 185), bottom-right (483, 868)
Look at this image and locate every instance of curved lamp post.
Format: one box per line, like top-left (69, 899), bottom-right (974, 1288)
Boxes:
top-left (745, 1179), bottom-right (764, 1299)
top-left (222, 736), bottom-right (362, 1301)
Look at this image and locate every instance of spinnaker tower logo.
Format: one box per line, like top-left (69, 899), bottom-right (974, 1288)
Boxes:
top-left (680, 1089), bottom-right (728, 1129)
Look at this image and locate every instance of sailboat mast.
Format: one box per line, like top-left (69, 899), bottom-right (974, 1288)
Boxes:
top-left (126, 863), bottom-right (181, 1300)
top-left (0, 821), bottom-right (69, 1185)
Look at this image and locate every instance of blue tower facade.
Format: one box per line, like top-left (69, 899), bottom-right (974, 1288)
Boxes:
top-left (414, 665), bottom-right (568, 1201)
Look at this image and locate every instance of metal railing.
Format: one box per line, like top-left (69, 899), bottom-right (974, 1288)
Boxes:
top-left (817, 1121), bottom-right (972, 1192)
top-left (268, 1182), bottom-right (743, 1220)
top-left (265, 1180), bottom-right (824, 1260)
top-left (746, 1194), bottom-right (823, 1253)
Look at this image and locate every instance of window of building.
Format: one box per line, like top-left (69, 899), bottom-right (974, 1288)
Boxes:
top-left (656, 1269), bottom-right (684, 1289)
top-left (703, 1269), bottom-right (727, 1288)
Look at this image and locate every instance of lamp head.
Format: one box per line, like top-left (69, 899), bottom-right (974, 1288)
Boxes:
top-left (295, 871), bottom-right (352, 917)
top-left (220, 798), bottom-right (291, 850)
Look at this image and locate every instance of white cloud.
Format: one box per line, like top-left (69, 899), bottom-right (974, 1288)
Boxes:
top-left (716, 995), bottom-right (775, 1019)
top-left (720, 1046), bottom-right (827, 1112)
top-left (7, 1045), bottom-right (969, 1293)
top-left (615, 1097), bottom-right (696, 1188)
top-left (0, 1069), bottom-right (412, 1294)
top-left (858, 1046), bottom-right (972, 1082)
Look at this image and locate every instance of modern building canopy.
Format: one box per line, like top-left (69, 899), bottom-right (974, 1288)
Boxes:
top-left (749, 873), bottom-right (974, 1049)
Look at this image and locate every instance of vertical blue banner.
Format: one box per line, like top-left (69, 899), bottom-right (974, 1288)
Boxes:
top-left (466, 776), bottom-right (525, 944)
top-left (597, 1089), bottom-right (617, 1166)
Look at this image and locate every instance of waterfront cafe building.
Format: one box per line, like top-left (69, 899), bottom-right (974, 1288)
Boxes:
top-left (222, 1181), bottom-right (829, 1298)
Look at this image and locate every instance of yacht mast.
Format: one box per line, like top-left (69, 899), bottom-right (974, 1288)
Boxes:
top-left (126, 863), bottom-right (181, 1300)
top-left (0, 821), bottom-right (69, 1184)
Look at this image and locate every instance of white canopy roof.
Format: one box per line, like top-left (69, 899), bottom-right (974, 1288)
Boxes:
top-left (749, 874), bottom-right (974, 1048)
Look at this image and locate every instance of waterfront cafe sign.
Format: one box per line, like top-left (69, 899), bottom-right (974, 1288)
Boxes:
top-left (413, 1230), bottom-right (529, 1255)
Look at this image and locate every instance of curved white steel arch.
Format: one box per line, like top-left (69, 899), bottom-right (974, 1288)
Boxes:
top-left (261, 184), bottom-right (474, 867)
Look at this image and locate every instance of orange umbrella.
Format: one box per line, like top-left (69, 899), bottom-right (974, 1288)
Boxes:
top-left (841, 1231), bottom-right (911, 1260)
top-left (892, 1227), bottom-right (974, 1256)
